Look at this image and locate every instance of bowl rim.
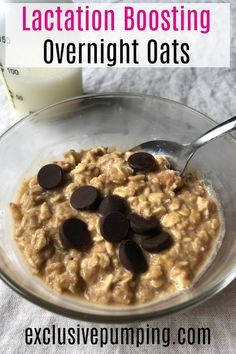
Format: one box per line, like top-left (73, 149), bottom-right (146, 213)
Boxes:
top-left (0, 92), bottom-right (236, 323)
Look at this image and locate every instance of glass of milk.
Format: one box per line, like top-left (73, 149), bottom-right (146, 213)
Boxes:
top-left (0, 0), bottom-right (83, 118)
top-left (0, 67), bottom-right (83, 118)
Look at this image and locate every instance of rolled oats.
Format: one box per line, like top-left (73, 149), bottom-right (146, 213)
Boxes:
top-left (10, 147), bottom-right (221, 305)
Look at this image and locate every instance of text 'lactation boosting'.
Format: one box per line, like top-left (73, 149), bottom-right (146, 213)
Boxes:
top-left (22, 5), bottom-right (210, 34)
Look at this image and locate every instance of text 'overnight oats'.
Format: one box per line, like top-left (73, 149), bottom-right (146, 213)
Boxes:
top-left (10, 147), bottom-right (221, 305)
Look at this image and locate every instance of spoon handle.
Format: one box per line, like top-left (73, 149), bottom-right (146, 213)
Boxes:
top-left (190, 115), bottom-right (236, 150)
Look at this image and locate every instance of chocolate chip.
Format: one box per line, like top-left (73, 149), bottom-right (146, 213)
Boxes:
top-left (98, 195), bottom-right (127, 215)
top-left (100, 212), bottom-right (129, 242)
top-left (140, 232), bottom-right (172, 253)
top-left (70, 186), bottom-right (100, 210)
top-left (128, 213), bottom-right (159, 235)
top-left (119, 240), bottom-right (148, 273)
top-left (37, 164), bottom-right (63, 190)
top-left (59, 218), bottom-right (91, 250)
top-left (128, 152), bottom-right (156, 172)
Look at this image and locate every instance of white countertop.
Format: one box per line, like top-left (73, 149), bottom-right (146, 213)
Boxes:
top-left (0, 2), bottom-right (236, 351)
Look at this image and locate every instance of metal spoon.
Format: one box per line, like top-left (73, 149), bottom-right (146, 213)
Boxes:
top-left (131, 116), bottom-right (236, 175)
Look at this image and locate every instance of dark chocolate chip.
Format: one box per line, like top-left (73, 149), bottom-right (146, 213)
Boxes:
top-left (37, 164), bottom-right (63, 190)
top-left (128, 213), bottom-right (159, 235)
top-left (70, 186), bottom-right (100, 210)
top-left (59, 218), bottom-right (91, 250)
top-left (100, 211), bottom-right (129, 242)
top-left (98, 195), bottom-right (127, 215)
top-left (174, 184), bottom-right (184, 193)
top-left (119, 240), bottom-right (148, 273)
top-left (140, 232), bottom-right (172, 253)
top-left (127, 152), bottom-right (156, 172)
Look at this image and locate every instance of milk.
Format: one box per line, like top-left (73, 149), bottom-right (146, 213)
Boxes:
top-left (0, 1), bottom-right (83, 118)
top-left (0, 67), bottom-right (83, 117)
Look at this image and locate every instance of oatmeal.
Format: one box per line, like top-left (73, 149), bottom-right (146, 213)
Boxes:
top-left (10, 147), bottom-right (221, 305)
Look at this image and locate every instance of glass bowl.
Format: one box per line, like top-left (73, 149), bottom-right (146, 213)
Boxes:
top-left (0, 93), bottom-right (235, 323)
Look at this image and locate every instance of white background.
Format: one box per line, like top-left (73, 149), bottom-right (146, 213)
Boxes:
top-left (5, 3), bottom-right (230, 67)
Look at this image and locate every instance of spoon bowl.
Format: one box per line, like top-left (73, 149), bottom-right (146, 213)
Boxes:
top-left (131, 115), bottom-right (236, 174)
top-left (131, 140), bottom-right (192, 173)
